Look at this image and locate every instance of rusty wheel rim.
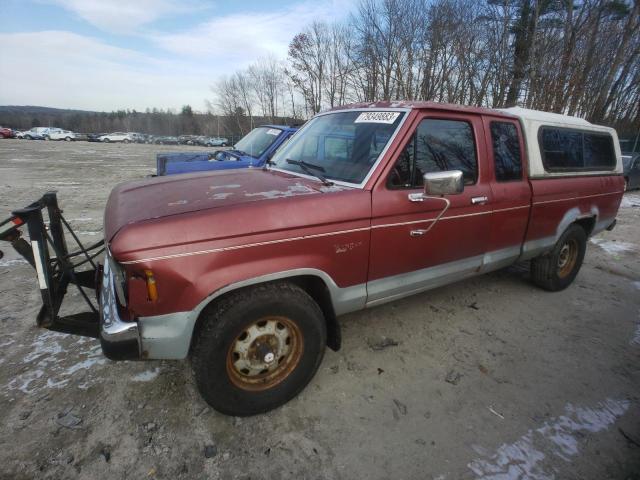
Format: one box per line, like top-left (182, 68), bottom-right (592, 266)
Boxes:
top-left (226, 316), bottom-right (303, 391)
top-left (557, 238), bottom-right (578, 278)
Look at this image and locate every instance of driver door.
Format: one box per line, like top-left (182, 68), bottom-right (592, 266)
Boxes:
top-left (367, 112), bottom-right (491, 305)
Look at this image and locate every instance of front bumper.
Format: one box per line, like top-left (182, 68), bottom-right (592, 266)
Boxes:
top-left (99, 256), bottom-right (140, 360)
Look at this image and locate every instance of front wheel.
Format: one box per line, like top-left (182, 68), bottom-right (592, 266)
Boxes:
top-left (191, 282), bottom-right (326, 416)
top-left (103, 138), bottom-right (110, 143)
top-left (123, 139), bottom-right (130, 144)
top-left (65, 136), bottom-right (72, 142)
top-left (531, 224), bottom-right (587, 291)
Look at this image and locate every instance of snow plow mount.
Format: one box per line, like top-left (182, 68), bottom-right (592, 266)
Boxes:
top-left (0, 192), bottom-right (104, 338)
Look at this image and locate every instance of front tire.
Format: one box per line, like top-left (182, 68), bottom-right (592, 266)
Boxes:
top-left (191, 282), bottom-right (326, 416)
top-left (103, 138), bottom-right (110, 143)
top-left (65, 136), bottom-right (72, 142)
top-left (531, 224), bottom-right (587, 291)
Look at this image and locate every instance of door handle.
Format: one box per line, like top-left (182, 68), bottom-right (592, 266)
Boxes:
top-left (410, 229), bottom-right (426, 237)
top-left (471, 196), bottom-right (488, 205)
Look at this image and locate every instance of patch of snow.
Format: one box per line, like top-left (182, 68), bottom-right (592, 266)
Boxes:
top-left (0, 259), bottom-right (29, 267)
top-left (210, 184), bottom-right (241, 190)
top-left (210, 192), bottom-right (233, 200)
top-left (168, 199), bottom-right (188, 206)
top-left (632, 310), bottom-right (640, 346)
top-left (468, 398), bottom-right (630, 480)
top-left (131, 367), bottom-right (161, 382)
top-left (244, 183), bottom-right (316, 199)
top-left (3, 331), bottom-right (105, 395)
top-left (590, 237), bottom-right (636, 255)
top-left (620, 193), bottom-right (640, 208)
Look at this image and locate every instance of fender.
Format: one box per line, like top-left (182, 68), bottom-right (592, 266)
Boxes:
top-left (137, 268), bottom-right (366, 360)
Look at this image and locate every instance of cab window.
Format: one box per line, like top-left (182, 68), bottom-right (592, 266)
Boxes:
top-left (388, 118), bottom-right (477, 188)
top-left (491, 122), bottom-right (522, 181)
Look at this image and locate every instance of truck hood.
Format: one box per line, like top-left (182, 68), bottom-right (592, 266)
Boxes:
top-left (104, 168), bottom-right (348, 241)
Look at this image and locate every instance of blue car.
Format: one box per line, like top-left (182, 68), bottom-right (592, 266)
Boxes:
top-left (156, 125), bottom-right (298, 176)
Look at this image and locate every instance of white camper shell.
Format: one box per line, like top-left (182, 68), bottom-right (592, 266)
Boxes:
top-left (500, 107), bottom-right (622, 178)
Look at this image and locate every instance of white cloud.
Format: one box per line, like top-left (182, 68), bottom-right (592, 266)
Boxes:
top-left (0, 31), bottom-right (212, 111)
top-left (0, 0), bottom-right (359, 110)
top-left (150, 0), bottom-right (357, 64)
top-left (43, 0), bottom-right (203, 34)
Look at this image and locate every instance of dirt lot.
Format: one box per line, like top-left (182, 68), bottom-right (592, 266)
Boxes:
top-left (0, 138), bottom-right (639, 480)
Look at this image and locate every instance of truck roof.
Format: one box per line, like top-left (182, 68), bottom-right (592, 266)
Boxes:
top-left (498, 106), bottom-right (594, 127)
top-left (331, 101), bottom-right (517, 119)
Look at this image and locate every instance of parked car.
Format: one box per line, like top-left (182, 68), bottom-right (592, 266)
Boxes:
top-left (87, 132), bottom-right (106, 142)
top-left (623, 153), bottom-right (640, 190)
top-left (154, 135), bottom-right (179, 145)
top-left (45, 129), bottom-right (76, 141)
top-left (0, 126), bottom-right (14, 138)
top-left (206, 136), bottom-right (229, 147)
top-left (19, 127), bottom-right (48, 140)
top-left (99, 132), bottom-right (134, 143)
top-left (156, 126), bottom-right (297, 176)
top-left (2, 102), bottom-right (624, 417)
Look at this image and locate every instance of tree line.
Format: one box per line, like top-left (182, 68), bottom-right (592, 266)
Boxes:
top-left (214, 0), bottom-right (640, 139)
top-left (2, 0), bottom-right (638, 140)
top-left (0, 105), bottom-right (296, 139)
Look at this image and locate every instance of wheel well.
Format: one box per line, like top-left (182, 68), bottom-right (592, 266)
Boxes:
top-left (189, 276), bottom-right (341, 355)
top-left (574, 217), bottom-right (595, 236)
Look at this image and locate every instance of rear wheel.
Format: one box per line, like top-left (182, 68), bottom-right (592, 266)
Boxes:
top-left (123, 139), bottom-right (130, 144)
top-left (103, 138), bottom-right (110, 143)
top-left (531, 224), bottom-right (587, 291)
top-left (191, 282), bottom-right (326, 416)
top-left (65, 136), bottom-right (72, 142)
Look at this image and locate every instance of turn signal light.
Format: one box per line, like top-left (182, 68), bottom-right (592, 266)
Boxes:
top-left (144, 269), bottom-right (158, 302)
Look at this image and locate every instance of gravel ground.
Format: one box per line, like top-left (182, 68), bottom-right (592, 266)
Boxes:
top-left (0, 138), bottom-right (639, 480)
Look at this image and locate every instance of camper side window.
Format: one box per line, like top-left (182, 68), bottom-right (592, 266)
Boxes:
top-left (539, 127), bottom-right (616, 172)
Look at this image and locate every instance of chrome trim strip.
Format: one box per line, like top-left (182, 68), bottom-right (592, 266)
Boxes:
top-left (100, 255), bottom-right (141, 357)
top-left (532, 191), bottom-right (624, 205)
top-left (121, 226), bottom-right (371, 265)
top-left (367, 255), bottom-right (483, 306)
top-left (121, 204), bottom-right (532, 265)
top-left (269, 107), bottom-right (411, 189)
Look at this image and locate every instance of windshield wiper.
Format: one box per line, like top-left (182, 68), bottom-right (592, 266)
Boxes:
top-left (286, 159), bottom-right (333, 186)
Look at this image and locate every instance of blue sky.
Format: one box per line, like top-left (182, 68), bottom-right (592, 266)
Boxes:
top-left (0, 0), bottom-right (356, 111)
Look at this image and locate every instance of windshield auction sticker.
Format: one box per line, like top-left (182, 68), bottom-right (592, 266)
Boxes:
top-left (266, 128), bottom-right (281, 136)
top-left (354, 111), bottom-right (401, 124)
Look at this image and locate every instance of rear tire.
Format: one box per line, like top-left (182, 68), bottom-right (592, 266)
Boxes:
top-left (65, 136), bottom-right (72, 142)
top-left (191, 282), bottom-right (326, 416)
top-left (531, 224), bottom-right (587, 291)
top-left (123, 139), bottom-right (130, 144)
top-left (103, 138), bottom-right (110, 143)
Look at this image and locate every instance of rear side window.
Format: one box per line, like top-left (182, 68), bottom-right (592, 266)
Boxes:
top-left (583, 133), bottom-right (616, 169)
top-left (539, 127), bottom-right (615, 172)
top-left (491, 122), bottom-right (522, 181)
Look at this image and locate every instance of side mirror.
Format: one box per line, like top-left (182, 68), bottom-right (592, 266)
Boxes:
top-left (423, 170), bottom-right (464, 196)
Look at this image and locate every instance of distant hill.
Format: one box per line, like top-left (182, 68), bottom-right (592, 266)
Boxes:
top-left (0, 105), bottom-right (101, 115)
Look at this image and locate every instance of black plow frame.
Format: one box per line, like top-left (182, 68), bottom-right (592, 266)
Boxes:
top-left (0, 192), bottom-right (104, 338)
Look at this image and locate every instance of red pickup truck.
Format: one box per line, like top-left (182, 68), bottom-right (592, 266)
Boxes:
top-left (2, 102), bottom-right (624, 416)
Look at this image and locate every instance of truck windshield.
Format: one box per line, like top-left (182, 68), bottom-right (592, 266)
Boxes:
top-left (234, 127), bottom-right (282, 158)
top-left (271, 111), bottom-right (405, 184)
